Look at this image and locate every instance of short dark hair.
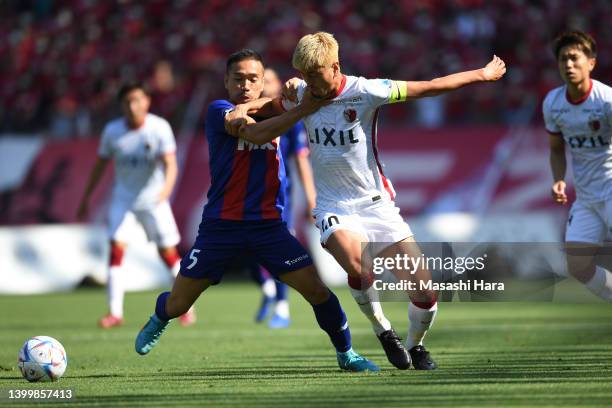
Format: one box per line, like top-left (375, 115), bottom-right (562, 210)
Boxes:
top-left (226, 49), bottom-right (264, 73)
top-left (117, 81), bottom-right (150, 101)
top-left (552, 31), bottom-right (597, 59)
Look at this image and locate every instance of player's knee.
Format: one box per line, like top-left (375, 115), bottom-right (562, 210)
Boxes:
top-left (292, 266), bottom-right (329, 304)
top-left (309, 282), bottom-right (331, 304)
top-left (411, 290), bottom-right (438, 308)
top-left (344, 255), bottom-right (363, 279)
top-left (567, 263), bottom-right (596, 283)
top-left (303, 285), bottom-right (329, 305)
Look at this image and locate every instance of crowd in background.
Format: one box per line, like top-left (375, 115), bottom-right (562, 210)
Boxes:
top-left (2, 0), bottom-right (610, 137)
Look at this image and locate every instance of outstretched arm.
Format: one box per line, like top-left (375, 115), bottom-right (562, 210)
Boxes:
top-left (392, 55), bottom-right (506, 101)
top-left (76, 157), bottom-right (109, 220)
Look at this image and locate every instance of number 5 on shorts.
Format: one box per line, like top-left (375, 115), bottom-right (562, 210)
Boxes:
top-left (186, 249), bottom-right (201, 269)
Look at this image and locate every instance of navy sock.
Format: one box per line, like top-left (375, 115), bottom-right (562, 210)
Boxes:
top-left (311, 290), bottom-right (351, 353)
top-left (247, 261), bottom-right (266, 286)
top-left (275, 281), bottom-right (288, 301)
top-left (155, 291), bottom-right (171, 321)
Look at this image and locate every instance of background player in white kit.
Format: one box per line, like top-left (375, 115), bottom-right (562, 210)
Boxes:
top-left (230, 32), bottom-right (506, 369)
top-left (77, 81), bottom-right (196, 328)
top-left (544, 31), bottom-right (612, 301)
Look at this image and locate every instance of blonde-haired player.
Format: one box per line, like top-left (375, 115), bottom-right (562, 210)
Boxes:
top-left (230, 32), bottom-right (506, 369)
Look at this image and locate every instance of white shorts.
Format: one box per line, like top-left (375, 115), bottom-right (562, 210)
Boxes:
top-left (313, 197), bottom-right (413, 247)
top-left (108, 200), bottom-right (180, 248)
top-left (565, 199), bottom-right (612, 243)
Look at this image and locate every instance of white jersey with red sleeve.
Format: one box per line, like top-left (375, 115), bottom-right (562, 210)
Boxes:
top-left (98, 113), bottom-right (176, 210)
top-left (281, 75), bottom-right (397, 210)
top-left (543, 79), bottom-right (612, 203)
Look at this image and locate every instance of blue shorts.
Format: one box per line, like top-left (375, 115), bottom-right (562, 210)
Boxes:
top-left (179, 218), bottom-right (313, 284)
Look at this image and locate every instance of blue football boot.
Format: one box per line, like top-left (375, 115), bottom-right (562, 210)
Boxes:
top-left (337, 348), bottom-right (380, 372)
top-left (268, 313), bottom-right (291, 329)
top-left (135, 315), bottom-right (169, 355)
top-left (255, 295), bottom-right (275, 323)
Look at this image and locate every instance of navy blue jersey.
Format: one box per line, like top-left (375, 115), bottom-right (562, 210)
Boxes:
top-left (279, 121), bottom-right (309, 196)
top-left (203, 100), bottom-right (287, 221)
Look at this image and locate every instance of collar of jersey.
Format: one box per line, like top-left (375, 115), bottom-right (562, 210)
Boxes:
top-left (333, 75), bottom-right (347, 98)
top-left (566, 79), bottom-right (593, 105)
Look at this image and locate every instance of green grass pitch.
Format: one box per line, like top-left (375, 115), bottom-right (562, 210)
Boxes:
top-left (1, 283), bottom-right (611, 407)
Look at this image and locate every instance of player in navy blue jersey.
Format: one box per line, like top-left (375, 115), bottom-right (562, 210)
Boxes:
top-left (225, 33), bottom-right (506, 371)
top-left (250, 68), bottom-right (317, 328)
top-left (135, 49), bottom-right (379, 372)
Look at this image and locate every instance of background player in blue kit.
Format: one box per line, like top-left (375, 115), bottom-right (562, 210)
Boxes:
top-left (135, 49), bottom-right (379, 372)
top-left (250, 67), bottom-right (317, 328)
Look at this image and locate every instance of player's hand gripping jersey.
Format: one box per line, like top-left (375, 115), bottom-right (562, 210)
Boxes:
top-left (99, 113), bottom-right (176, 209)
top-left (543, 79), bottom-right (612, 203)
top-left (282, 76), bottom-right (406, 209)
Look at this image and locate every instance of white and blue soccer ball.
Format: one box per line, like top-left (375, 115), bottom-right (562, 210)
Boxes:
top-left (18, 336), bottom-right (67, 382)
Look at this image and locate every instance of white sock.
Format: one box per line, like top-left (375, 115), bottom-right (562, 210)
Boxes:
top-left (274, 300), bottom-right (290, 318)
top-left (585, 266), bottom-right (612, 301)
top-left (108, 266), bottom-right (124, 318)
top-left (170, 261), bottom-right (180, 278)
top-left (262, 279), bottom-right (276, 298)
top-left (349, 286), bottom-right (392, 336)
top-left (405, 302), bottom-right (438, 349)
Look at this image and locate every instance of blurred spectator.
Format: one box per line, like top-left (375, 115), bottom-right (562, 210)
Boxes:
top-left (49, 93), bottom-right (92, 139)
top-left (0, 0), bottom-right (610, 137)
top-left (415, 96), bottom-right (446, 129)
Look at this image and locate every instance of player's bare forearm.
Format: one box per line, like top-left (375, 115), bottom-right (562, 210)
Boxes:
top-left (160, 153), bottom-right (178, 202)
top-left (235, 97), bottom-right (284, 119)
top-left (225, 98), bottom-right (284, 135)
top-left (77, 157), bottom-right (108, 219)
top-left (549, 134), bottom-right (568, 204)
top-left (252, 98), bottom-right (284, 118)
top-left (404, 55), bottom-right (506, 99)
top-left (238, 104), bottom-right (313, 145)
top-left (406, 70), bottom-right (487, 98)
top-left (549, 138), bottom-right (567, 182)
top-left (81, 158), bottom-right (108, 201)
top-left (295, 153), bottom-right (317, 211)
top-left (224, 100), bottom-right (268, 130)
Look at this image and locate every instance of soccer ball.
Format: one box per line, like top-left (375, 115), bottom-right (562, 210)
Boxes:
top-left (18, 336), bottom-right (67, 382)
